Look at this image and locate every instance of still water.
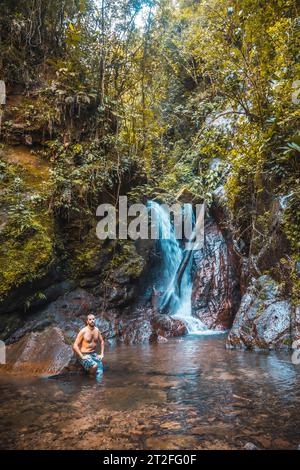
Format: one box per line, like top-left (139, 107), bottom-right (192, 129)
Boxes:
top-left (0, 335), bottom-right (299, 450)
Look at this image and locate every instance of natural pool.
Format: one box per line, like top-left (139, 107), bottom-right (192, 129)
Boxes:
top-left (0, 334), bottom-right (299, 450)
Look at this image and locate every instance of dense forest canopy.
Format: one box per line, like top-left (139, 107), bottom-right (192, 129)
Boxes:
top-left (0, 0), bottom-right (299, 307)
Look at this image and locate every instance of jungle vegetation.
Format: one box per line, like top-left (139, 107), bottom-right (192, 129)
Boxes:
top-left (0, 0), bottom-right (299, 307)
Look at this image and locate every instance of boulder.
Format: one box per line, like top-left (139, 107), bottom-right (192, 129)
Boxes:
top-left (0, 326), bottom-right (76, 376)
top-left (151, 314), bottom-right (187, 339)
top-left (227, 275), bottom-right (298, 350)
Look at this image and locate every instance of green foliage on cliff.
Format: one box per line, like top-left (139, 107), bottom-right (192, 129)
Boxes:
top-left (0, 147), bottom-right (55, 302)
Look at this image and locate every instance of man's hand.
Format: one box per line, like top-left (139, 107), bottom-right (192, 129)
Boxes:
top-left (97, 354), bottom-right (104, 361)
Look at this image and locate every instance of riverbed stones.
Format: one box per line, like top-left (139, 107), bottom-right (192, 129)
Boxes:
top-left (160, 421), bottom-right (182, 430)
top-left (254, 434), bottom-right (272, 448)
top-left (273, 438), bottom-right (291, 449)
top-left (144, 435), bottom-right (199, 450)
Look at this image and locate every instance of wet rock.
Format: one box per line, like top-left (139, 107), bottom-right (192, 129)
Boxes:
top-left (116, 307), bottom-right (187, 344)
top-left (157, 335), bottom-right (168, 343)
top-left (118, 315), bottom-right (154, 344)
top-left (192, 216), bottom-right (241, 330)
top-left (98, 241), bottom-right (146, 308)
top-left (273, 438), bottom-right (291, 449)
top-left (0, 326), bottom-right (76, 376)
top-left (0, 313), bottom-right (25, 343)
top-left (160, 421), bottom-right (182, 430)
top-left (254, 435), bottom-right (272, 448)
top-left (104, 284), bottom-right (136, 307)
top-left (151, 314), bottom-right (187, 339)
top-left (5, 288), bottom-right (109, 345)
top-left (227, 276), bottom-right (297, 350)
top-left (244, 442), bottom-right (260, 450)
top-left (0, 266), bottom-right (63, 318)
top-left (116, 302), bottom-right (187, 344)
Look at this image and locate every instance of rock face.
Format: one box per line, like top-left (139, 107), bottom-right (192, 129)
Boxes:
top-left (192, 216), bottom-right (241, 330)
top-left (117, 308), bottom-right (187, 344)
top-left (2, 288), bottom-right (109, 345)
top-left (227, 276), bottom-right (298, 350)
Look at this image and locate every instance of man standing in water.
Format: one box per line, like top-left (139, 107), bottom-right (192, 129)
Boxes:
top-left (73, 314), bottom-right (105, 380)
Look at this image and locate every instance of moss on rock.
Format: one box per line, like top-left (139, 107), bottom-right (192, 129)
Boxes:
top-left (0, 146), bottom-right (55, 304)
top-left (106, 241), bottom-right (145, 283)
top-left (0, 226), bottom-right (54, 302)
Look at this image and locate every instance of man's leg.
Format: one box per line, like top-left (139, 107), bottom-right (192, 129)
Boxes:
top-left (94, 355), bottom-right (104, 381)
top-left (80, 355), bottom-right (97, 375)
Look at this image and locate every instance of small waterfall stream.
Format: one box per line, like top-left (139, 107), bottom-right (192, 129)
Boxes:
top-left (148, 201), bottom-right (214, 334)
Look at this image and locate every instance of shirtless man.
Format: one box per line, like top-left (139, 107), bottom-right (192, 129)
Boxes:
top-left (73, 314), bottom-right (105, 379)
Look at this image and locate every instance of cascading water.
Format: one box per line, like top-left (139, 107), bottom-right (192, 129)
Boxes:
top-left (148, 201), bottom-right (212, 334)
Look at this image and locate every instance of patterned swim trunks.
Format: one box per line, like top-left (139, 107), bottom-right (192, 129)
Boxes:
top-left (79, 352), bottom-right (103, 380)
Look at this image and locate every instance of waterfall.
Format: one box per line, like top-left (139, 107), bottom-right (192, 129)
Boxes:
top-left (148, 201), bottom-right (211, 334)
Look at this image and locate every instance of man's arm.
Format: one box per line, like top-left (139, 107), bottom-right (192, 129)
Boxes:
top-left (73, 329), bottom-right (85, 360)
top-left (98, 330), bottom-right (105, 360)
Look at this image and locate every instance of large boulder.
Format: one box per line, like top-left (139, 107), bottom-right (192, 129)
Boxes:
top-left (0, 326), bottom-right (76, 376)
top-left (192, 216), bottom-right (241, 330)
top-left (227, 275), bottom-right (298, 350)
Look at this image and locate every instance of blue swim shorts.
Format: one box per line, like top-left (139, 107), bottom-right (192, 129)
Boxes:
top-left (79, 352), bottom-right (103, 376)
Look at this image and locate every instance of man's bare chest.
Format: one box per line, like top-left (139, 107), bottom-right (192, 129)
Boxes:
top-left (83, 330), bottom-right (98, 343)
